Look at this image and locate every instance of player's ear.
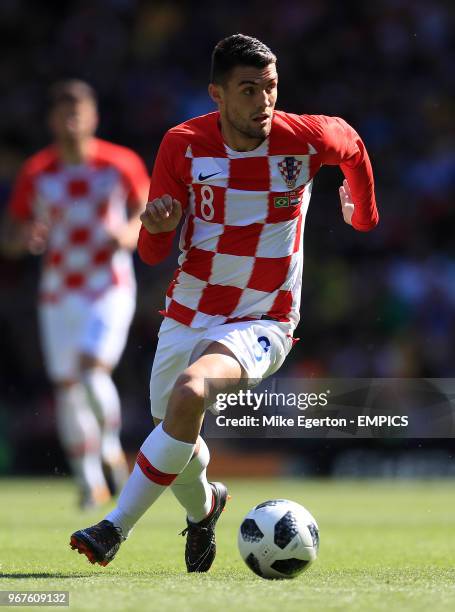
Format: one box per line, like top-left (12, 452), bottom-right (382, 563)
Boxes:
top-left (208, 83), bottom-right (223, 106)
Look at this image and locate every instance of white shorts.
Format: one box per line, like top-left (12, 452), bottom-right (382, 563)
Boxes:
top-left (149, 317), bottom-right (294, 420)
top-left (38, 287), bottom-right (135, 382)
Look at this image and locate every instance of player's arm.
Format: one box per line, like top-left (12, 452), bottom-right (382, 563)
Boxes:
top-left (137, 132), bottom-right (187, 265)
top-left (311, 115), bottom-right (379, 231)
top-left (109, 210), bottom-right (143, 251)
top-left (0, 162), bottom-right (48, 257)
top-left (108, 151), bottom-right (150, 251)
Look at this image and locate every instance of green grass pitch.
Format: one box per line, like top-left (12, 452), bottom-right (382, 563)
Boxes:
top-left (1, 477), bottom-right (455, 611)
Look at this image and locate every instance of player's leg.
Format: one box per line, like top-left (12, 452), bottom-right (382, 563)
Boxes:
top-left (165, 323), bottom-right (292, 571)
top-left (105, 342), bottom-right (241, 535)
top-left (109, 318), bottom-right (214, 526)
top-left (98, 320), bottom-right (291, 566)
top-left (170, 431), bottom-right (213, 523)
top-left (55, 379), bottom-right (110, 507)
top-left (145, 320), bottom-right (215, 523)
top-left (78, 288), bottom-right (135, 494)
top-left (70, 341), bottom-right (241, 566)
top-left (168, 319), bottom-right (294, 546)
top-left (138, 416), bottom-right (212, 524)
top-left (79, 356), bottom-right (129, 494)
top-left (39, 298), bottom-right (110, 507)
top-left (70, 319), bottom-right (293, 566)
top-left (147, 412), bottom-right (221, 573)
top-left (166, 422), bottom-right (224, 572)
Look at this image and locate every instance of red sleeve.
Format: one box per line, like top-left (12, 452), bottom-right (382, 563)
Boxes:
top-left (118, 150), bottom-right (150, 211)
top-left (138, 131), bottom-right (188, 265)
top-left (137, 225), bottom-right (175, 265)
top-left (8, 162), bottom-right (35, 221)
top-left (147, 131), bottom-right (189, 205)
top-left (307, 115), bottom-right (379, 231)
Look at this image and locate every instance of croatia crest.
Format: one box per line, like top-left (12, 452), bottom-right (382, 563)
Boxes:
top-left (278, 157), bottom-right (303, 189)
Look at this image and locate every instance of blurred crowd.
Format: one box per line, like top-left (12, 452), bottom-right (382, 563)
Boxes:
top-left (0, 0), bottom-right (454, 467)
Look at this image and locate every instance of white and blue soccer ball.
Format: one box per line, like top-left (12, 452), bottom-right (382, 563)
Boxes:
top-left (238, 499), bottom-right (319, 579)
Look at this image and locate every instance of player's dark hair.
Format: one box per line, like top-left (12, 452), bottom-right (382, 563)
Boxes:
top-left (210, 34), bottom-right (276, 84)
top-left (48, 79), bottom-right (97, 108)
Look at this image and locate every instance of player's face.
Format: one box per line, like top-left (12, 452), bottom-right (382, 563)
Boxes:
top-left (49, 97), bottom-right (98, 143)
top-left (212, 63), bottom-right (278, 146)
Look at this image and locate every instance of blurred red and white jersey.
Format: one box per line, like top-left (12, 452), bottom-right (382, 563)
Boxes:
top-left (9, 138), bottom-right (149, 303)
top-left (138, 111), bottom-right (378, 330)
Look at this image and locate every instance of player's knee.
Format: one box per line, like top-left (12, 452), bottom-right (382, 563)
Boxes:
top-left (171, 372), bottom-right (205, 415)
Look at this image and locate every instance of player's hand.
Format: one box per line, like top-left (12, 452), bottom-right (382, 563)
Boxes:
top-left (106, 227), bottom-right (134, 251)
top-left (140, 195), bottom-right (183, 234)
top-left (339, 179), bottom-right (354, 226)
top-left (23, 220), bottom-right (49, 255)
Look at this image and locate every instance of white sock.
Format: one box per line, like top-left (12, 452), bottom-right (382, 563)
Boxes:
top-left (55, 384), bottom-right (108, 493)
top-left (81, 368), bottom-right (125, 465)
top-left (105, 423), bottom-right (195, 536)
top-left (172, 437), bottom-right (213, 523)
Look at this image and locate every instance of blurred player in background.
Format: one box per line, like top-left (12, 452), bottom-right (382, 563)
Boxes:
top-left (1, 80), bottom-right (150, 508)
top-left (70, 35), bottom-right (378, 569)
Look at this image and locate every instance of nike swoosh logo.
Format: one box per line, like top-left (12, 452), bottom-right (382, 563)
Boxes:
top-left (198, 171), bottom-right (221, 181)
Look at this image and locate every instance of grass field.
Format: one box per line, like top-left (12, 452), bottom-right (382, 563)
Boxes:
top-left (1, 477), bottom-right (455, 611)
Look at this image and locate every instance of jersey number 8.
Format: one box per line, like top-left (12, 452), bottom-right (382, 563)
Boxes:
top-left (200, 185), bottom-right (215, 221)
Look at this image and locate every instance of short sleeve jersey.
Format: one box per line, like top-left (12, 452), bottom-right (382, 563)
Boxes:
top-left (140, 111), bottom-right (378, 330)
top-left (8, 138), bottom-right (150, 303)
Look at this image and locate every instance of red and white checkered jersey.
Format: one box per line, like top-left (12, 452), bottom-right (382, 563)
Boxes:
top-left (138, 111), bottom-right (378, 330)
top-left (8, 138), bottom-right (149, 303)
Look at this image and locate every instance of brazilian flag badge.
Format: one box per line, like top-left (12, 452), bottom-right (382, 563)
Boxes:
top-left (273, 196), bottom-right (290, 208)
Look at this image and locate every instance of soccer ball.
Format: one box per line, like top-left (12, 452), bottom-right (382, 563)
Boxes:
top-left (238, 499), bottom-right (319, 579)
